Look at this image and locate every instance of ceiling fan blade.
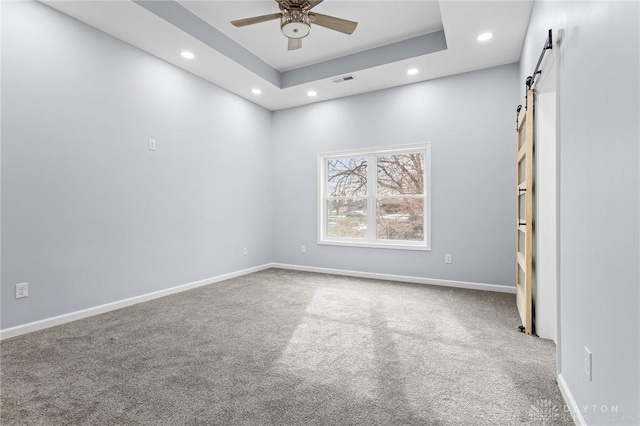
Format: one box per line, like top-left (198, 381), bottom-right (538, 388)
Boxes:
top-left (288, 38), bottom-right (302, 51)
top-left (310, 13), bottom-right (357, 35)
top-left (231, 13), bottom-right (281, 27)
top-left (307, 0), bottom-right (324, 10)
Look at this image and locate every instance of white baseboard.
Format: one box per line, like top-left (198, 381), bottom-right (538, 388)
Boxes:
top-left (558, 373), bottom-right (587, 426)
top-left (2, 263), bottom-right (514, 340)
top-left (0, 264), bottom-right (272, 341)
top-left (270, 263), bottom-right (516, 294)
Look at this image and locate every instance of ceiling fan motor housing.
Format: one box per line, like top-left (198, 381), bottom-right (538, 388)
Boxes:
top-left (281, 10), bottom-right (310, 39)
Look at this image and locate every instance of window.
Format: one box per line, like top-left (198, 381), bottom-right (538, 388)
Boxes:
top-left (318, 144), bottom-right (431, 250)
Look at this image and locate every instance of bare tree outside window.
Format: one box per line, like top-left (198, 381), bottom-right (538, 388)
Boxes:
top-left (327, 157), bottom-right (367, 197)
top-left (326, 157), bottom-right (368, 239)
top-left (376, 153), bottom-right (424, 241)
top-left (323, 150), bottom-right (427, 245)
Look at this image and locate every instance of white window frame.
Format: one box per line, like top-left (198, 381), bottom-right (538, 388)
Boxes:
top-left (317, 143), bottom-right (431, 251)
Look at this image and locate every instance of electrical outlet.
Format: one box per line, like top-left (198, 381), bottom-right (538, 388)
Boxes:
top-left (445, 254), bottom-right (452, 264)
top-left (148, 138), bottom-right (156, 151)
top-left (301, 245), bottom-right (306, 254)
top-left (16, 282), bottom-right (28, 299)
top-left (243, 247), bottom-right (248, 256)
top-left (584, 347), bottom-right (592, 381)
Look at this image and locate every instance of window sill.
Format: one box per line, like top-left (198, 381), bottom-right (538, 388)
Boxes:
top-left (317, 240), bottom-right (431, 251)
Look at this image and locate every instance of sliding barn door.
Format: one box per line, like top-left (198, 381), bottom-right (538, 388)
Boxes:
top-left (516, 90), bottom-right (534, 335)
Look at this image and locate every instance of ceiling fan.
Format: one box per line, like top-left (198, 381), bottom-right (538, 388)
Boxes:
top-left (231, 0), bottom-right (358, 51)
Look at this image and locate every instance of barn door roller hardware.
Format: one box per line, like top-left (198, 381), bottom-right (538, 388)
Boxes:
top-left (525, 29), bottom-right (553, 91)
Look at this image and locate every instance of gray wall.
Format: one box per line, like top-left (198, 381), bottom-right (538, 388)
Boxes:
top-left (272, 64), bottom-right (518, 286)
top-left (521, 1), bottom-right (639, 423)
top-left (1, 2), bottom-right (273, 329)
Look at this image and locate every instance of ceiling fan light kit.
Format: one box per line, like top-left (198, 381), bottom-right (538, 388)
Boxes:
top-left (231, 0), bottom-right (357, 51)
top-left (281, 11), bottom-right (311, 39)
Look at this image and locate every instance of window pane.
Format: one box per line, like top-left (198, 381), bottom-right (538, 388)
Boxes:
top-left (326, 199), bottom-right (368, 239)
top-left (327, 157), bottom-right (367, 197)
top-left (519, 162), bottom-right (526, 185)
top-left (377, 153), bottom-right (424, 195)
top-left (518, 119), bottom-right (527, 150)
top-left (376, 198), bottom-right (424, 241)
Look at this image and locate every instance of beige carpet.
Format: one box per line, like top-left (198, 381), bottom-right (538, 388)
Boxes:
top-left (0, 268), bottom-right (573, 425)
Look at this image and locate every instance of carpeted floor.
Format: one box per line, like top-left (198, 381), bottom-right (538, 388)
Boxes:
top-left (1, 268), bottom-right (573, 425)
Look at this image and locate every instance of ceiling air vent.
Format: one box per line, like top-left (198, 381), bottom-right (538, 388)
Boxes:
top-left (332, 75), bottom-right (355, 84)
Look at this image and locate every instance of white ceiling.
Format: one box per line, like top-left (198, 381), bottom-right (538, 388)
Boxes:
top-left (42, 0), bottom-right (534, 111)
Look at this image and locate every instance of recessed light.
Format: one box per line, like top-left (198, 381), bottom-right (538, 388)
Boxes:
top-left (477, 32), bottom-right (493, 42)
top-left (307, 90), bottom-right (317, 97)
top-left (252, 88), bottom-right (262, 95)
top-left (407, 68), bottom-right (419, 76)
top-left (180, 51), bottom-right (195, 59)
